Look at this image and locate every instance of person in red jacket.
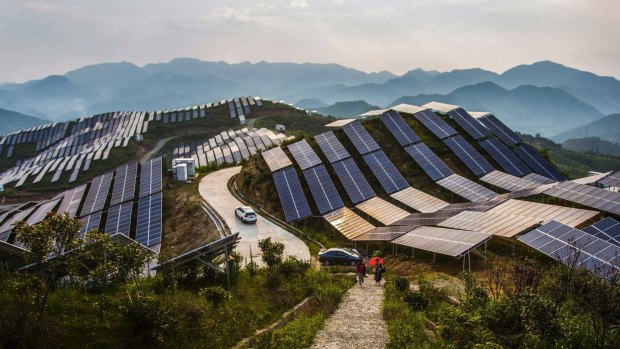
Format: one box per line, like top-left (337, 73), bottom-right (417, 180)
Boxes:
top-left (356, 260), bottom-right (366, 288)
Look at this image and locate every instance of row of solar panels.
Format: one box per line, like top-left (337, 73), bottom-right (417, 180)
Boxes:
top-left (173, 127), bottom-right (286, 168)
top-left (0, 157), bottom-right (163, 251)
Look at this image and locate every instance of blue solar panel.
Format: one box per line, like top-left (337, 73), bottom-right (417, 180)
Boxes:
top-left (287, 140), bottom-right (322, 170)
top-left (478, 114), bottom-right (522, 146)
top-left (105, 202), bottom-right (133, 236)
top-left (273, 167), bottom-right (312, 222)
top-left (80, 172), bottom-right (114, 217)
top-left (414, 110), bottom-right (457, 140)
top-left (404, 143), bottom-right (454, 181)
top-left (79, 211), bottom-right (102, 236)
top-left (110, 162), bottom-right (138, 206)
top-left (380, 110), bottom-right (421, 146)
top-left (479, 137), bottom-right (531, 177)
top-left (315, 131), bottom-right (350, 163)
top-left (342, 122), bottom-right (380, 155)
top-left (136, 192), bottom-right (162, 247)
top-left (139, 157), bottom-right (163, 198)
top-left (513, 144), bottom-right (566, 181)
top-left (583, 217), bottom-right (620, 247)
top-left (443, 135), bottom-right (494, 177)
top-left (332, 158), bottom-right (375, 204)
top-left (362, 150), bottom-right (409, 194)
top-left (303, 165), bottom-right (344, 214)
top-left (447, 108), bottom-right (490, 140)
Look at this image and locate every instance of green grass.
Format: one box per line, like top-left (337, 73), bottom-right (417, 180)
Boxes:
top-left (255, 113), bottom-right (336, 136)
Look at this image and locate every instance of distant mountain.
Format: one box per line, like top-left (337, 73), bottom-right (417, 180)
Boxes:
top-left (0, 108), bottom-right (49, 135)
top-left (295, 98), bottom-right (328, 109)
top-left (552, 113), bottom-right (620, 144)
top-left (389, 82), bottom-right (604, 136)
top-left (315, 100), bottom-right (381, 118)
top-left (562, 137), bottom-right (620, 158)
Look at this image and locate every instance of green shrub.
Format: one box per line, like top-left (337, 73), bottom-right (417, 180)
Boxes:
top-left (278, 257), bottom-right (310, 278)
top-left (199, 286), bottom-right (230, 307)
top-left (264, 313), bottom-right (326, 348)
top-left (394, 276), bottom-right (410, 292)
top-left (404, 291), bottom-right (429, 311)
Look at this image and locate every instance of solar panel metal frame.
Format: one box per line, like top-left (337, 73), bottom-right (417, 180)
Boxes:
top-left (362, 150), bottom-right (409, 194)
top-left (288, 140), bottom-right (322, 170)
top-left (479, 137), bottom-right (531, 177)
top-left (404, 143), bottom-right (454, 181)
top-left (342, 122), bottom-right (380, 155)
top-left (303, 165), bottom-right (344, 214)
top-left (273, 167), bottom-right (312, 222)
top-left (443, 135), bottom-right (494, 177)
top-left (315, 131), bottom-right (350, 163)
top-left (414, 109), bottom-right (457, 140)
top-left (331, 158), bottom-right (375, 204)
top-left (380, 110), bottom-right (421, 146)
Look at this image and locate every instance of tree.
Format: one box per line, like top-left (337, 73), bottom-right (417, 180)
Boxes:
top-left (258, 237), bottom-right (285, 270)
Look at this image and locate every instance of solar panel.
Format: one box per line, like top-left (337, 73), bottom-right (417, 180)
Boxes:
top-left (303, 165), bottom-right (344, 214)
top-left (439, 210), bottom-right (542, 238)
top-left (479, 137), bottom-right (531, 177)
top-left (80, 172), bottom-right (114, 217)
top-left (583, 217), bottom-right (620, 247)
top-left (447, 108), bottom-right (490, 140)
top-left (105, 202), bottom-right (133, 236)
top-left (518, 221), bottom-right (620, 278)
top-left (404, 143), bottom-right (454, 181)
top-left (139, 157), bottom-right (163, 198)
top-left (79, 211), bottom-right (102, 236)
top-left (352, 226), bottom-right (415, 242)
top-left (273, 167), bottom-right (312, 222)
top-left (477, 114), bottom-right (522, 146)
top-left (356, 197), bottom-right (410, 225)
top-left (523, 173), bottom-right (556, 185)
top-left (436, 174), bottom-right (498, 202)
top-left (380, 110), bottom-right (421, 146)
top-left (315, 131), bottom-right (350, 163)
top-left (598, 171), bottom-right (620, 188)
top-left (342, 122), bottom-right (380, 155)
top-left (392, 226), bottom-right (492, 257)
top-left (513, 144), bottom-right (566, 181)
top-left (488, 199), bottom-right (599, 227)
top-left (136, 192), bottom-right (163, 247)
top-left (332, 158), bottom-right (375, 204)
top-left (262, 147), bottom-right (293, 172)
top-left (443, 135), bottom-right (494, 176)
top-left (110, 162), bottom-right (138, 206)
top-left (288, 140), bottom-right (322, 170)
top-left (362, 150), bottom-right (409, 194)
top-left (26, 198), bottom-right (62, 225)
top-left (543, 181), bottom-right (620, 215)
top-left (56, 184), bottom-right (87, 217)
top-left (480, 171), bottom-right (540, 192)
top-left (323, 207), bottom-right (375, 240)
top-left (390, 187), bottom-right (449, 213)
top-left (414, 109), bottom-right (457, 140)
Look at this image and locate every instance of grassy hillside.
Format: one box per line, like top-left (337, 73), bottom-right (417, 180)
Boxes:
top-left (314, 100), bottom-right (381, 118)
top-left (562, 137), bottom-right (620, 158)
top-left (552, 113), bottom-right (620, 144)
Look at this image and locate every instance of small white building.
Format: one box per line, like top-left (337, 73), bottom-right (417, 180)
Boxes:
top-left (172, 163), bottom-right (188, 182)
top-left (276, 124), bottom-right (286, 132)
top-left (172, 158), bottom-right (196, 177)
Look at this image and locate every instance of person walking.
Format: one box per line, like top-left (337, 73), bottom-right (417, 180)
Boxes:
top-left (356, 260), bottom-right (366, 287)
top-left (374, 262), bottom-right (385, 286)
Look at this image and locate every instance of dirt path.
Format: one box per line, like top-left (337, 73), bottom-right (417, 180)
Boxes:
top-left (141, 136), bottom-right (175, 161)
top-left (309, 283), bottom-right (388, 349)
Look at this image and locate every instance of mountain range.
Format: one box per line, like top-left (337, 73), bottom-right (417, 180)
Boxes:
top-left (1, 59), bottom-right (619, 139)
top-left (0, 108), bottom-right (49, 135)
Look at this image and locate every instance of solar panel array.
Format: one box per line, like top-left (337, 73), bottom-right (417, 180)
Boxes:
top-left (479, 137), bottom-right (531, 177)
top-left (436, 174), bottom-right (498, 202)
top-left (392, 226), bottom-right (492, 257)
top-left (405, 143), bottom-right (454, 181)
top-left (362, 150), bottom-right (409, 194)
top-left (105, 202), bottom-right (133, 236)
top-left (544, 181), bottom-right (620, 215)
top-left (110, 162), bottom-right (138, 206)
top-left (303, 165), bottom-right (344, 214)
top-left (447, 108), bottom-right (490, 140)
top-left (332, 158), bottom-right (375, 204)
top-left (288, 140), bottom-right (322, 170)
top-left (518, 221), bottom-right (620, 277)
top-left (598, 171), bottom-right (620, 188)
top-left (139, 157), bottom-right (163, 198)
top-left (488, 199), bottom-right (599, 227)
top-left (380, 111), bottom-right (421, 146)
top-left (136, 192), bottom-right (163, 247)
top-left (443, 135), bottom-right (494, 176)
top-left (356, 197), bottom-right (410, 225)
top-left (438, 210), bottom-right (542, 238)
top-left (477, 114), bottom-right (522, 146)
top-left (342, 121), bottom-right (380, 155)
top-left (513, 144), bottom-right (566, 181)
top-left (273, 167), bottom-right (312, 222)
top-left (56, 184), bottom-right (87, 217)
top-left (583, 217), bottom-right (620, 247)
top-left (315, 131), bottom-right (350, 163)
top-left (414, 109), bottom-right (457, 140)
top-left (80, 172), bottom-right (114, 217)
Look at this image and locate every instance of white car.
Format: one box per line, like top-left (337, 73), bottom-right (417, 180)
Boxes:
top-left (235, 206), bottom-right (257, 224)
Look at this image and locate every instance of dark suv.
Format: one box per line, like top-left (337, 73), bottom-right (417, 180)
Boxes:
top-left (318, 248), bottom-right (362, 266)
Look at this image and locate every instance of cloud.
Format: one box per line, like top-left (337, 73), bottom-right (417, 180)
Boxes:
top-left (289, 0), bottom-right (308, 9)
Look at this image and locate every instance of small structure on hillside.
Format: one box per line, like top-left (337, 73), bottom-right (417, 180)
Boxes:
top-left (172, 158), bottom-right (196, 178)
top-left (276, 124), bottom-right (286, 132)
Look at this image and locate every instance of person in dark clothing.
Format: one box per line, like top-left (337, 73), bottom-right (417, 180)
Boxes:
top-left (356, 260), bottom-right (366, 287)
top-left (374, 263), bottom-right (385, 286)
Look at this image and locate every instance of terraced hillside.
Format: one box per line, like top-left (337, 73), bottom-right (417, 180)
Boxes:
top-left (238, 101), bottom-right (620, 279)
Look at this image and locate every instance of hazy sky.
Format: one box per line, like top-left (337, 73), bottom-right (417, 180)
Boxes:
top-left (1, 0), bottom-right (618, 83)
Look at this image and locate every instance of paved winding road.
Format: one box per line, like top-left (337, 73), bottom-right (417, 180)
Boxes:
top-left (199, 167), bottom-right (310, 266)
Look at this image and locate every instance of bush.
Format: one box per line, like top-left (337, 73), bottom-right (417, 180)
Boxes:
top-left (199, 286), bottom-right (230, 307)
top-left (404, 291), bottom-right (429, 311)
top-left (394, 276), bottom-right (410, 292)
top-left (123, 295), bottom-right (177, 343)
top-left (263, 313), bottom-right (326, 348)
top-left (278, 257), bottom-right (310, 278)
